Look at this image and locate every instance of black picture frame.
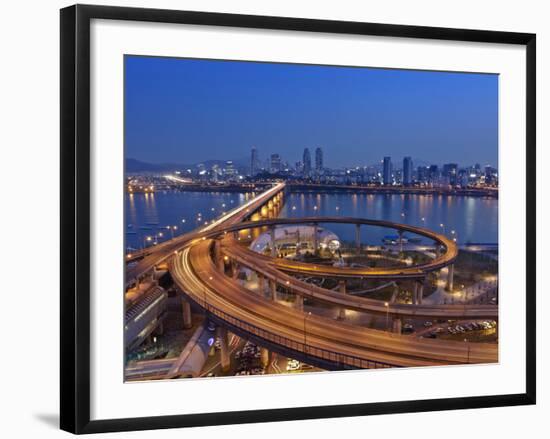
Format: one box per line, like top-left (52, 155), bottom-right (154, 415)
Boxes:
top-left (60, 4), bottom-right (536, 434)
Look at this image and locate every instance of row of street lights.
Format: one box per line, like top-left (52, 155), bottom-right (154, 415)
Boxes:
top-left (142, 224), bottom-right (180, 248)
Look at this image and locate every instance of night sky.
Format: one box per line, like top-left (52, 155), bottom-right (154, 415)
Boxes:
top-left (125, 55), bottom-right (498, 168)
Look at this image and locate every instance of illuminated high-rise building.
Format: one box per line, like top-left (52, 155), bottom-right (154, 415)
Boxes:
top-left (270, 153), bottom-right (281, 173)
top-left (303, 148), bottom-right (312, 177)
top-left (443, 163), bottom-right (458, 185)
top-left (250, 147), bottom-right (259, 176)
top-left (403, 156), bottom-right (413, 186)
top-left (315, 147), bottom-right (323, 175)
top-left (383, 156), bottom-right (392, 185)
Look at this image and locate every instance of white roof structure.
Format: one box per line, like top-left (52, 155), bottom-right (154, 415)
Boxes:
top-left (250, 225), bottom-right (340, 254)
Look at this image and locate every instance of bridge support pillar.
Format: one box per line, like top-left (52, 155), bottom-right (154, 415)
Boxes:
top-left (412, 282), bottom-right (418, 305)
top-left (446, 264), bottom-right (454, 292)
top-left (257, 273), bottom-right (265, 297)
top-left (295, 294), bottom-right (303, 311)
top-left (181, 298), bottom-right (192, 329)
top-left (338, 280), bottom-right (347, 319)
top-left (312, 223), bottom-right (319, 255)
top-left (260, 347), bottom-right (270, 368)
top-left (339, 280), bottom-right (347, 294)
top-left (270, 279), bottom-right (277, 301)
top-left (355, 224), bottom-right (361, 254)
top-left (398, 230), bottom-right (404, 254)
top-left (232, 262), bottom-right (240, 280)
top-left (218, 327), bottom-right (230, 372)
top-left (417, 280), bottom-right (424, 304)
top-left (391, 283), bottom-right (399, 303)
top-left (156, 320), bottom-right (164, 336)
top-left (392, 317), bottom-right (402, 334)
top-left (269, 226), bottom-right (277, 257)
top-left (150, 268), bottom-right (158, 285)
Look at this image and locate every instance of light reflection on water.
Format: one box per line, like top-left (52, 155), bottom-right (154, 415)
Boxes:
top-left (124, 191), bottom-right (254, 250)
top-left (124, 191), bottom-right (498, 250)
top-left (279, 192), bottom-right (498, 245)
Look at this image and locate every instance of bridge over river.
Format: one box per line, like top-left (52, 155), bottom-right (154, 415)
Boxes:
top-left (125, 183), bottom-right (498, 372)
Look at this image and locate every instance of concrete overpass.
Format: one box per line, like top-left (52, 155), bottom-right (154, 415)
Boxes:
top-left (220, 238), bottom-right (497, 320)
top-left (126, 183), bottom-right (497, 371)
top-left (170, 242), bottom-right (497, 369)
top-left (125, 182), bottom-right (286, 289)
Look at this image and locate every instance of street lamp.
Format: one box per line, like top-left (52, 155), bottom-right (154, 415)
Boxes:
top-left (167, 225), bottom-right (178, 239)
top-left (384, 302), bottom-right (390, 331)
top-left (440, 223), bottom-right (446, 235)
top-left (143, 235), bottom-right (153, 249)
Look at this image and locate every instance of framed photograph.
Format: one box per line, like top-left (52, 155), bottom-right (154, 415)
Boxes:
top-left (60, 4), bottom-right (536, 434)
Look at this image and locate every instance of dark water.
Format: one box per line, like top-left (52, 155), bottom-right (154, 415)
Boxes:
top-left (125, 191), bottom-right (498, 250)
top-left (125, 191), bottom-right (256, 250)
top-left (279, 192), bottom-right (498, 245)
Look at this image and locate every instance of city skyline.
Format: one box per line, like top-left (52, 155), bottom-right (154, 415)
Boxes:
top-left (127, 148), bottom-right (497, 172)
top-left (123, 54), bottom-right (499, 385)
top-left (125, 56), bottom-right (498, 168)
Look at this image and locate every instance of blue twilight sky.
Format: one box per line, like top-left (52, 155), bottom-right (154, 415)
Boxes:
top-left (125, 55), bottom-right (498, 168)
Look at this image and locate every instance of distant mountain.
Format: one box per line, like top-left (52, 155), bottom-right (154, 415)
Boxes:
top-left (125, 158), bottom-right (183, 173)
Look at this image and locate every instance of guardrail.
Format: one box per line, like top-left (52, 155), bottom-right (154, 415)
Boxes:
top-left (185, 289), bottom-right (395, 370)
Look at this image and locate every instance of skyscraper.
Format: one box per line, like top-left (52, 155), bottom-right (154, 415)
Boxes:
top-left (383, 157), bottom-right (392, 185)
top-left (250, 147), bottom-right (259, 176)
top-left (303, 148), bottom-right (311, 178)
top-left (270, 154), bottom-right (281, 173)
top-left (315, 147), bottom-right (323, 175)
top-left (428, 165), bottom-right (439, 185)
top-left (416, 166), bottom-right (429, 184)
top-left (443, 163), bottom-right (458, 185)
top-left (225, 160), bottom-right (236, 180)
top-left (403, 156), bottom-right (413, 186)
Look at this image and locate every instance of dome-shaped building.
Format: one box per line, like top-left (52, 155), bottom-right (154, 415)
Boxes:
top-left (250, 225), bottom-right (340, 257)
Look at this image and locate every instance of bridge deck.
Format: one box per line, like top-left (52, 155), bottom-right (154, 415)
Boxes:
top-left (222, 239), bottom-right (497, 320)
top-left (170, 241), bottom-right (497, 368)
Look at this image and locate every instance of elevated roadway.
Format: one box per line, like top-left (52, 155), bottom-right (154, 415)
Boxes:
top-left (170, 241), bottom-right (497, 369)
top-left (126, 184), bottom-right (498, 370)
top-left (221, 239), bottom-right (497, 320)
top-left (125, 183), bottom-right (285, 288)
top-left (218, 216), bottom-right (459, 279)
